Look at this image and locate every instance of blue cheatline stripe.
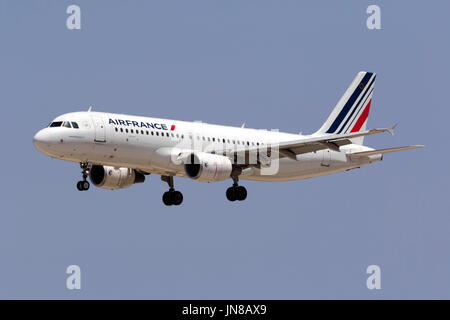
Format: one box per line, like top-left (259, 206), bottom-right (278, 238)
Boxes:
top-left (341, 86), bottom-right (374, 134)
top-left (337, 75), bottom-right (375, 134)
top-left (326, 72), bottom-right (373, 133)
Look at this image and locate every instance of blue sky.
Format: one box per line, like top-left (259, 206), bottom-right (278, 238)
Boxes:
top-left (0, 0), bottom-right (447, 298)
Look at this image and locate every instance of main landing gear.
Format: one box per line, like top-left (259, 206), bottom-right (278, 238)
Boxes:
top-left (226, 176), bottom-right (247, 202)
top-left (161, 175), bottom-right (183, 206)
top-left (76, 162), bottom-right (90, 191)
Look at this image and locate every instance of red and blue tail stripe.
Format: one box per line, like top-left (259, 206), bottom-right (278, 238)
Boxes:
top-left (324, 72), bottom-right (376, 134)
top-left (315, 71), bottom-right (376, 138)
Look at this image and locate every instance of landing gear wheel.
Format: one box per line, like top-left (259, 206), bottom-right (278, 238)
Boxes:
top-left (162, 191), bottom-right (173, 206)
top-left (77, 180), bottom-right (90, 191)
top-left (172, 191), bottom-right (183, 206)
top-left (77, 163), bottom-right (91, 192)
top-left (226, 187), bottom-right (237, 201)
top-left (236, 186), bottom-right (247, 201)
top-left (82, 181), bottom-right (90, 191)
top-left (162, 190), bottom-right (184, 206)
top-left (161, 176), bottom-right (183, 206)
top-left (227, 174), bottom-right (247, 202)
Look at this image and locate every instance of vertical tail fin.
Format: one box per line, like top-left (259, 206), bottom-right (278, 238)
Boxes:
top-left (315, 71), bottom-right (376, 144)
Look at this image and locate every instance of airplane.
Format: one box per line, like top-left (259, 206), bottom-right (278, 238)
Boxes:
top-left (33, 71), bottom-right (423, 206)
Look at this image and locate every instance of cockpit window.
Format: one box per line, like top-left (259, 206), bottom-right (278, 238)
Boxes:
top-left (49, 121), bottom-right (62, 127)
top-left (49, 121), bottom-right (79, 128)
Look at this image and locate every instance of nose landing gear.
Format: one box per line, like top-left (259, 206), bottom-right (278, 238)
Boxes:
top-left (161, 175), bottom-right (183, 206)
top-left (226, 176), bottom-right (247, 201)
top-left (76, 162), bottom-right (90, 191)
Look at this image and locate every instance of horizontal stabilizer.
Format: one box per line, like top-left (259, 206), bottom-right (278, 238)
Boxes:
top-left (348, 145), bottom-right (424, 158)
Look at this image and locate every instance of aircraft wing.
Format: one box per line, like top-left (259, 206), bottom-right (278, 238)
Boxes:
top-left (275, 126), bottom-right (396, 159)
top-left (229, 125), bottom-right (398, 161)
top-left (347, 145), bottom-right (424, 158)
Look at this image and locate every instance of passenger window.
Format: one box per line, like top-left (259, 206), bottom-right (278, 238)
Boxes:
top-left (131, 129), bottom-right (134, 134)
top-left (126, 129), bottom-right (128, 133)
top-left (115, 128), bottom-right (118, 132)
top-left (156, 132), bottom-right (159, 136)
top-left (166, 132), bottom-right (169, 137)
top-left (120, 128), bottom-right (123, 133)
top-left (151, 131), bottom-right (154, 135)
top-left (141, 130), bottom-right (144, 134)
top-left (212, 138), bottom-right (215, 142)
top-left (146, 131), bottom-right (149, 135)
top-left (71, 122), bottom-right (79, 129)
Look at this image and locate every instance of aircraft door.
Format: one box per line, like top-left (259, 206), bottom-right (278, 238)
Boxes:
top-left (91, 116), bottom-right (106, 142)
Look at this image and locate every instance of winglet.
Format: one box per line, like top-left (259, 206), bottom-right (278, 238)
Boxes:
top-left (87, 105), bottom-right (92, 112)
top-left (241, 122), bottom-right (245, 128)
top-left (387, 123), bottom-right (397, 136)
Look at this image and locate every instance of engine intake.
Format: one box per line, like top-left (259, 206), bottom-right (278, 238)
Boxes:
top-left (89, 165), bottom-right (145, 190)
top-left (184, 152), bottom-right (232, 182)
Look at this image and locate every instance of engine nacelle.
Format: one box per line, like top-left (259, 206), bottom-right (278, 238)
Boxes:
top-left (89, 165), bottom-right (145, 190)
top-left (184, 152), bottom-right (233, 182)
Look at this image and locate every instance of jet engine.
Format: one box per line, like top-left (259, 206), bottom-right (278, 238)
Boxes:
top-left (184, 152), bottom-right (233, 182)
top-left (89, 165), bottom-right (145, 190)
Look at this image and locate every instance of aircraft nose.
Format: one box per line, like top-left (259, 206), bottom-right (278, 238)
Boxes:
top-left (33, 129), bottom-right (53, 153)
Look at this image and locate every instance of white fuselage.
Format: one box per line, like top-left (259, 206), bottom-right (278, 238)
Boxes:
top-left (33, 111), bottom-right (380, 182)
